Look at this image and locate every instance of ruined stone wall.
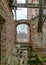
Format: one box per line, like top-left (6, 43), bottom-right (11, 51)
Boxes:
top-left (0, 0), bottom-right (15, 64)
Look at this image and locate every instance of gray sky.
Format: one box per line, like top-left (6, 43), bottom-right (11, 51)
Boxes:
top-left (12, 0), bottom-right (34, 33)
top-left (17, 24), bottom-right (28, 33)
top-left (17, 0), bottom-right (26, 3)
top-left (16, 8), bottom-right (27, 20)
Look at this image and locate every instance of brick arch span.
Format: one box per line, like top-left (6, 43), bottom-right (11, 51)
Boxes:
top-left (15, 20), bottom-right (34, 47)
top-left (15, 20), bottom-right (31, 27)
top-left (14, 20), bottom-right (34, 47)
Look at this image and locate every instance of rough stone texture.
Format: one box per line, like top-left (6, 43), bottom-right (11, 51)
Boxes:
top-left (0, 0), bottom-right (15, 65)
top-left (28, 0), bottom-right (39, 3)
top-left (27, 0), bottom-right (39, 20)
top-left (0, 0), bottom-right (46, 65)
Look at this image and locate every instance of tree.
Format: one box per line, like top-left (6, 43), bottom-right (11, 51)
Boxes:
top-left (37, 0), bottom-right (46, 33)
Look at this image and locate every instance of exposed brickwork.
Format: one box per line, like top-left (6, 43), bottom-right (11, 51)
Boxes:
top-left (28, 0), bottom-right (39, 3)
top-left (0, 0), bottom-right (46, 65)
top-left (27, 0), bottom-right (39, 20)
top-left (0, 0), bottom-right (15, 65)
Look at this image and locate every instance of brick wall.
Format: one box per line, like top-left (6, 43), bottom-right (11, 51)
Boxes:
top-left (0, 0), bottom-right (15, 65)
top-left (27, 0), bottom-right (39, 20)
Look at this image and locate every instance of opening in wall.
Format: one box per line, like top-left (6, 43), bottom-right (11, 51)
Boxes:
top-left (17, 24), bottom-right (29, 43)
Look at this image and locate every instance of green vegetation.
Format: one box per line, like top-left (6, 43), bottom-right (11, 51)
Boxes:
top-left (43, 57), bottom-right (46, 62)
top-left (7, 0), bottom-right (13, 10)
top-left (28, 52), bottom-right (44, 65)
top-left (0, 16), bottom-right (5, 32)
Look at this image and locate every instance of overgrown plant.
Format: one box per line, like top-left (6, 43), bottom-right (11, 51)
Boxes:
top-left (28, 52), bottom-right (44, 65)
top-left (8, 0), bottom-right (13, 10)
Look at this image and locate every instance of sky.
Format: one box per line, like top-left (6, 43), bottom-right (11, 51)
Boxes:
top-left (12, 7), bottom-right (27, 20)
top-left (13, 0), bottom-right (27, 33)
top-left (17, 0), bottom-right (27, 20)
top-left (16, 8), bottom-right (27, 20)
top-left (17, 24), bottom-right (28, 33)
top-left (12, 0), bottom-right (27, 20)
top-left (17, 0), bottom-right (26, 3)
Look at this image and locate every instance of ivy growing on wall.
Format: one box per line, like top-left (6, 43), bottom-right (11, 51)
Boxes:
top-left (0, 16), bottom-right (5, 32)
top-left (8, 0), bottom-right (13, 10)
top-left (28, 52), bottom-right (44, 65)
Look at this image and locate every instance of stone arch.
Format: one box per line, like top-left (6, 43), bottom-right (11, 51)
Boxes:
top-left (15, 20), bottom-right (31, 27)
top-left (14, 20), bottom-right (32, 45)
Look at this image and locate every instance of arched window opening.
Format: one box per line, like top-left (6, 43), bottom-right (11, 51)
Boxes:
top-left (17, 24), bottom-right (29, 43)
